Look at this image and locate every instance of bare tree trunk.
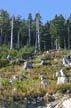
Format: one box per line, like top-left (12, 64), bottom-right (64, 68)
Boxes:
top-left (35, 31), bottom-right (38, 53)
top-left (58, 41), bottom-right (60, 49)
top-left (35, 17), bottom-right (40, 52)
top-left (10, 17), bottom-right (13, 50)
top-left (37, 25), bottom-right (40, 51)
top-left (56, 38), bottom-right (58, 50)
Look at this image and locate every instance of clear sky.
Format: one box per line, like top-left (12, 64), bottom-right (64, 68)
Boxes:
top-left (0, 0), bottom-right (71, 23)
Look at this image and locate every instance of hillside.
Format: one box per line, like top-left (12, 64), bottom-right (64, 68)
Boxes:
top-left (0, 49), bottom-right (71, 108)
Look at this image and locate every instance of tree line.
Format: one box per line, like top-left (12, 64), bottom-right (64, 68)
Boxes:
top-left (0, 9), bottom-right (71, 52)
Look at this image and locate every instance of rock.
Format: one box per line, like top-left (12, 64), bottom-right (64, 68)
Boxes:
top-left (63, 98), bottom-right (71, 108)
top-left (16, 58), bottom-right (19, 64)
top-left (39, 75), bottom-right (48, 88)
top-left (56, 71), bottom-right (60, 77)
top-left (60, 69), bottom-right (66, 77)
top-left (23, 61), bottom-right (32, 70)
top-left (56, 69), bottom-right (66, 77)
top-left (9, 79), bottom-right (13, 84)
top-left (44, 93), bottom-right (70, 108)
top-left (56, 69), bottom-right (68, 84)
top-left (54, 58), bottom-right (58, 62)
top-left (36, 96), bottom-right (42, 102)
top-left (43, 93), bottom-right (55, 102)
top-left (13, 75), bottom-right (17, 80)
top-left (46, 51), bottom-right (49, 54)
top-left (62, 56), bottom-right (71, 67)
top-left (66, 88), bottom-right (71, 94)
top-left (18, 74), bottom-right (26, 80)
top-left (45, 101), bottom-right (58, 108)
top-left (7, 55), bottom-right (11, 61)
top-left (57, 76), bottom-right (68, 84)
top-left (40, 60), bottom-right (45, 65)
top-left (40, 79), bottom-right (48, 88)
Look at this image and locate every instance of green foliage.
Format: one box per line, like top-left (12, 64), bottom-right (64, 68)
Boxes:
top-left (17, 46), bottom-right (34, 58)
top-left (0, 9), bottom-right (71, 50)
top-left (9, 49), bottom-right (18, 58)
top-left (0, 50), bottom-right (71, 97)
top-left (40, 55), bottom-right (51, 60)
top-left (50, 15), bottom-right (65, 49)
top-left (0, 45), bottom-right (9, 59)
top-left (0, 78), bottom-right (10, 86)
top-left (0, 59), bottom-right (9, 68)
top-left (0, 45), bottom-right (34, 59)
top-left (0, 50), bottom-right (8, 59)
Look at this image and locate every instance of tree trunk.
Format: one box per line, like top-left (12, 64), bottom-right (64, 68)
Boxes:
top-left (28, 21), bottom-right (31, 46)
top-left (56, 38), bottom-right (58, 50)
top-left (35, 31), bottom-right (38, 53)
top-left (10, 17), bottom-right (13, 50)
top-left (35, 17), bottom-right (40, 52)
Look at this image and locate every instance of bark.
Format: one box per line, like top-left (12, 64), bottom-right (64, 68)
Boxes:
top-left (10, 17), bottom-right (13, 50)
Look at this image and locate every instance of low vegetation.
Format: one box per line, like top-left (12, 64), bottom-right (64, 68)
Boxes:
top-left (0, 48), bottom-right (71, 98)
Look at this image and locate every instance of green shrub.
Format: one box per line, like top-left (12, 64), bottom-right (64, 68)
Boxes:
top-left (17, 46), bottom-right (34, 59)
top-left (0, 59), bottom-right (9, 67)
top-left (9, 49), bottom-right (18, 58)
top-left (0, 78), bottom-right (10, 86)
top-left (0, 49), bottom-right (8, 59)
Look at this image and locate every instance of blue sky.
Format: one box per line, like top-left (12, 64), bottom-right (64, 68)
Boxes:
top-left (0, 0), bottom-right (71, 23)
